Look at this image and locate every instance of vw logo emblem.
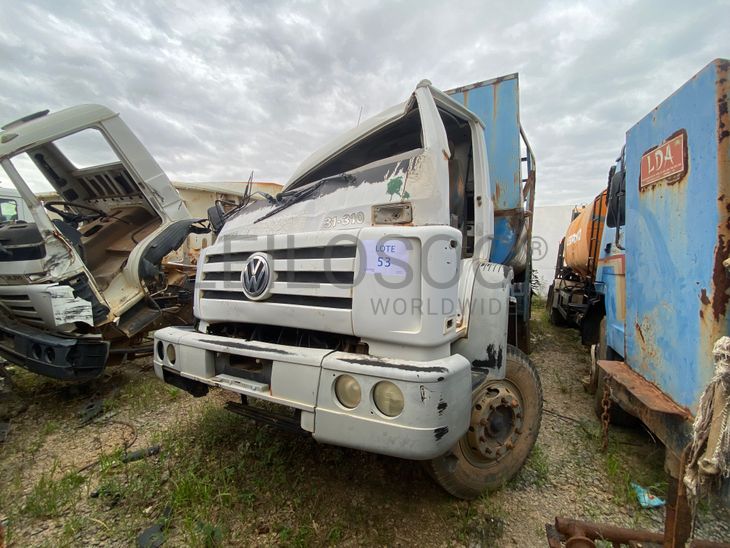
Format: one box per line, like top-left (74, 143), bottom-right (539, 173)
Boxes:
top-left (241, 253), bottom-right (272, 300)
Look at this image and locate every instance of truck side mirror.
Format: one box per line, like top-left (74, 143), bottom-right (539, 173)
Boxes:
top-left (207, 203), bottom-right (226, 234)
top-left (606, 169), bottom-right (625, 228)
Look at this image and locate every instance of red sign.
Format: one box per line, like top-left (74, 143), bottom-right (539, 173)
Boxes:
top-left (640, 132), bottom-right (686, 189)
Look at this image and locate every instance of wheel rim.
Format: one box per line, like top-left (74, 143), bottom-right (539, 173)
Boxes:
top-left (461, 379), bottom-right (525, 468)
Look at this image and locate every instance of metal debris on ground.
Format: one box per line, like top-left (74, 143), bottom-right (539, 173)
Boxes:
top-left (122, 445), bottom-right (161, 463)
top-left (545, 516), bottom-right (730, 548)
top-left (76, 387), bottom-right (120, 426)
top-left (77, 398), bottom-right (105, 426)
top-left (546, 453), bottom-right (729, 547)
top-left (137, 506), bottom-right (171, 548)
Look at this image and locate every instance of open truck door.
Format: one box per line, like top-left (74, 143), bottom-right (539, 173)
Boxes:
top-left (0, 106), bottom-right (208, 380)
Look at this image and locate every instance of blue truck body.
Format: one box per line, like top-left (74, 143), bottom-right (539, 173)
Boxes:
top-left (596, 59), bottom-right (730, 418)
top-left (448, 74), bottom-right (536, 349)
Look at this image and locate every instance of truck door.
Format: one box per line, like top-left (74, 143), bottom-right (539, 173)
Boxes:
top-left (598, 156), bottom-right (627, 356)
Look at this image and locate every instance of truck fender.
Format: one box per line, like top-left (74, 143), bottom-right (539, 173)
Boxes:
top-left (451, 259), bottom-right (513, 380)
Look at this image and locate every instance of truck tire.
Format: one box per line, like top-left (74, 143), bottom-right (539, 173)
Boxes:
top-left (591, 318), bottom-right (637, 426)
top-left (425, 346), bottom-right (542, 499)
top-left (586, 317), bottom-right (610, 395)
top-left (546, 284), bottom-right (566, 326)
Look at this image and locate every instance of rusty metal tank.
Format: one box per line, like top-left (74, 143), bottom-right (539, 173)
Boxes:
top-left (563, 190), bottom-right (607, 278)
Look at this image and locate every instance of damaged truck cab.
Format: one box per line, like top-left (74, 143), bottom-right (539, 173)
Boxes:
top-left (0, 106), bottom-right (204, 380)
top-left (154, 75), bottom-right (541, 498)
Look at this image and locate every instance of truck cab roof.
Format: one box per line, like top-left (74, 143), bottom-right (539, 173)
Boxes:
top-left (0, 104), bottom-right (116, 159)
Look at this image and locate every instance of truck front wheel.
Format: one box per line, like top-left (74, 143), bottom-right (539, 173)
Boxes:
top-left (425, 346), bottom-right (543, 499)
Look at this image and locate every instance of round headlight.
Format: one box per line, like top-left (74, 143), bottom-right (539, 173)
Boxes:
top-left (166, 344), bottom-right (176, 365)
top-left (373, 381), bottom-right (404, 417)
top-left (334, 375), bottom-right (361, 409)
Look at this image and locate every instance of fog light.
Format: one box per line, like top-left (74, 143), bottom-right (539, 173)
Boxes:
top-left (156, 341), bottom-right (164, 360)
top-left (334, 375), bottom-right (361, 409)
top-left (373, 381), bottom-right (404, 417)
top-left (166, 344), bottom-right (176, 365)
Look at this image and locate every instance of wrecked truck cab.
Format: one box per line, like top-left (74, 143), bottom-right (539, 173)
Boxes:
top-left (0, 105), bottom-right (205, 380)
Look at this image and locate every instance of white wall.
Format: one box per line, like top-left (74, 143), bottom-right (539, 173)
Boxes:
top-left (531, 204), bottom-right (575, 296)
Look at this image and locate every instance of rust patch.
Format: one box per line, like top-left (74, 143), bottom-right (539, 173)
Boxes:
top-left (711, 63), bottom-right (730, 321)
top-left (700, 288), bottom-right (711, 305)
top-left (718, 63), bottom-right (728, 142)
top-left (598, 360), bottom-right (691, 418)
top-left (711, 230), bottom-right (730, 321)
top-left (635, 322), bottom-right (646, 344)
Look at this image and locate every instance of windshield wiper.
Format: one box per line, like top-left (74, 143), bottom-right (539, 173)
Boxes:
top-left (254, 173), bottom-right (355, 224)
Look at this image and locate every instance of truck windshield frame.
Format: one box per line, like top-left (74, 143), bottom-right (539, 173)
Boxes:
top-left (287, 106), bottom-right (424, 192)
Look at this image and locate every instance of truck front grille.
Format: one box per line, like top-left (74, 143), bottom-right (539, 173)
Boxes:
top-left (0, 292), bottom-right (45, 327)
top-left (200, 242), bottom-right (357, 310)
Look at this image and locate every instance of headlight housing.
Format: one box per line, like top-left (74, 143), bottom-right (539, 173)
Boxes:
top-left (334, 375), bottom-right (361, 409)
top-left (166, 344), bottom-right (176, 365)
top-left (373, 381), bottom-right (404, 417)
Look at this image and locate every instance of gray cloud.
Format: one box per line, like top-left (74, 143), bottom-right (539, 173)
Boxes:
top-left (0, 0), bottom-right (728, 204)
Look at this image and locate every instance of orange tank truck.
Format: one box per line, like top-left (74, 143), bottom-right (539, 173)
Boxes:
top-left (546, 189), bottom-right (607, 339)
top-left (563, 190), bottom-right (607, 277)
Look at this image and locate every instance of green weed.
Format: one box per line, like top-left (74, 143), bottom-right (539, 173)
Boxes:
top-left (24, 466), bottom-right (85, 518)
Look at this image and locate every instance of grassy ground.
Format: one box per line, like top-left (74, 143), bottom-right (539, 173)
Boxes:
top-left (0, 303), bottom-right (728, 546)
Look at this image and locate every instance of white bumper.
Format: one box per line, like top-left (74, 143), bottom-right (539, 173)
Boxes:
top-left (154, 326), bottom-right (471, 460)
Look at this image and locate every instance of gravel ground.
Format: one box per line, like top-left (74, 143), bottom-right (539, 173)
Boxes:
top-left (0, 307), bottom-right (728, 546)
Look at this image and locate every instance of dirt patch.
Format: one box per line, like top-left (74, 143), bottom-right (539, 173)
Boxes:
top-left (0, 311), bottom-right (728, 546)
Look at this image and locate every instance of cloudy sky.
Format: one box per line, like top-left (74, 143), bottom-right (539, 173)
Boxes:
top-left (1, 0), bottom-right (728, 205)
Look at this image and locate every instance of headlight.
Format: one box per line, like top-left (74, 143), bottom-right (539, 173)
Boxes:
top-left (373, 381), bottom-right (404, 417)
top-left (166, 344), bottom-right (176, 365)
top-left (334, 375), bottom-right (361, 409)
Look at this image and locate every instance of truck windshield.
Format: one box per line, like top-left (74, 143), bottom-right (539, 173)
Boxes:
top-left (0, 198), bottom-right (18, 221)
top-left (6, 128), bottom-right (130, 196)
top-left (289, 106), bottom-right (423, 191)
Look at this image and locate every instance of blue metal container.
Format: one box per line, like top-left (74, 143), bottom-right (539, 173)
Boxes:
top-left (448, 74), bottom-right (536, 349)
top-left (448, 74), bottom-right (535, 270)
top-left (597, 58), bottom-right (730, 414)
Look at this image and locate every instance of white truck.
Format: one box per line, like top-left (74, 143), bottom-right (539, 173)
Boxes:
top-left (154, 75), bottom-right (542, 498)
top-left (0, 106), bottom-right (207, 380)
top-left (0, 186), bottom-right (31, 222)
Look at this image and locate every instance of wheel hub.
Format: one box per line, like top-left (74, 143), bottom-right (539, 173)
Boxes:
top-left (467, 383), bottom-right (523, 462)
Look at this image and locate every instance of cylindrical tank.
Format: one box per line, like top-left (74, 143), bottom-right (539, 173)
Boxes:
top-left (563, 190), bottom-right (607, 278)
